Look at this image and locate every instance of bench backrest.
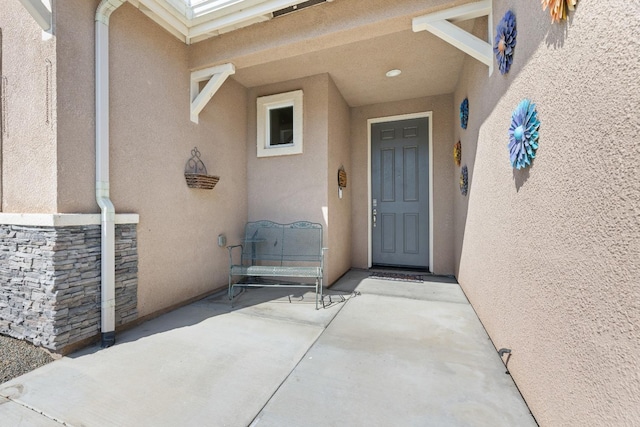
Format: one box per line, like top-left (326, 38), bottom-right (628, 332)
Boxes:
top-left (242, 221), bottom-right (323, 265)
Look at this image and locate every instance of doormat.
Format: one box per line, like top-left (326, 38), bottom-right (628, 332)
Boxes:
top-left (369, 272), bottom-right (427, 282)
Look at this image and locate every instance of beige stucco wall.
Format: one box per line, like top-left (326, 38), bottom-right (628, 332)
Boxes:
top-left (111, 5), bottom-right (249, 317)
top-left (53, 2), bottom-right (248, 317)
top-left (247, 74), bottom-right (328, 225)
top-left (246, 73), bottom-right (351, 285)
top-left (350, 95), bottom-right (454, 274)
top-left (55, 0), bottom-right (101, 214)
top-left (327, 76), bottom-right (352, 282)
top-left (0, 3), bottom-right (57, 213)
top-left (454, 1), bottom-right (640, 425)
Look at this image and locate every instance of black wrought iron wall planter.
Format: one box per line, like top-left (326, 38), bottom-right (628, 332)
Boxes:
top-left (184, 147), bottom-right (219, 190)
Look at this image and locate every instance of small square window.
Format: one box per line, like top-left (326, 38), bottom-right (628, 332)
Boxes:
top-left (257, 90), bottom-right (303, 157)
top-left (269, 106), bottom-right (294, 146)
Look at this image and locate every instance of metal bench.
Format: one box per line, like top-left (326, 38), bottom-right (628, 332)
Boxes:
top-left (228, 220), bottom-right (327, 309)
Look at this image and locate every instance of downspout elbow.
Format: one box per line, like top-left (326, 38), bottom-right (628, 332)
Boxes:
top-left (96, 182), bottom-right (115, 219)
top-left (96, 0), bottom-right (125, 25)
top-left (97, 182), bottom-right (116, 349)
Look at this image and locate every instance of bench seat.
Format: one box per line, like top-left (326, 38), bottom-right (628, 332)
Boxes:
top-left (230, 265), bottom-right (322, 278)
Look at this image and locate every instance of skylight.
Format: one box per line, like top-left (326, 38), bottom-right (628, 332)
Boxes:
top-left (188, 0), bottom-right (244, 17)
top-left (166, 0), bottom-right (248, 19)
top-left (134, 0), bottom-right (331, 44)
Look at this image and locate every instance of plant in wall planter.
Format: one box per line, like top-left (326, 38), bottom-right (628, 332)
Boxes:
top-left (460, 98), bottom-right (469, 129)
top-left (508, 99), bottom-right (540, 170)
top-left (460, 165), bottom-right (468, 196)
top-left (542, 0), bottom-right (578, 23)
top-left (494, 10), bottom-right (517, 75)
top-left (454, 141), bottom-right (462, 166)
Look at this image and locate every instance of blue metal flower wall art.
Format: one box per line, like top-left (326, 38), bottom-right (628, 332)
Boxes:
top-left (508, 99), bottom-right (540, 170)
top-left (460, 165), bottom-right (468, 196)
top-left (460, 98), bottom-right (469, 129)
top-left (494, 10), bottom-right (516, 75)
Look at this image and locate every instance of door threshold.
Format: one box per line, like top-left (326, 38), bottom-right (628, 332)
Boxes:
top-left (370, 265), bottom-right (431, 274)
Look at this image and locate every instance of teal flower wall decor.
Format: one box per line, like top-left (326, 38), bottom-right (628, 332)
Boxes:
top-left (508, 99), bottom-right (540, 169)
top-left (460, 165), bottom-right (468, 196)
top-left (460, 98), bottom-right (469, 129)
top-left (494, 10), bottom-right (516, 75)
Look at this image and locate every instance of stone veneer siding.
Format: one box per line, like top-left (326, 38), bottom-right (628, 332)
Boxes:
top-left (0, 224), bottom-right (137, 352)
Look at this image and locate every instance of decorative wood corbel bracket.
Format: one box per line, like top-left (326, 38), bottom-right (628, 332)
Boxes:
top-left (18, 0), bottom-right (52, 32)
top-left (190, 63), bottom-right (235, 123)
top-left (412, 0), bottom-right (493, 75)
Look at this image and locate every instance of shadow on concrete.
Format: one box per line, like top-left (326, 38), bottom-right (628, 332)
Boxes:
top-left (70, 272), bottom-right (367, 359)
top-left (70, 269), bottom-right (460, 359)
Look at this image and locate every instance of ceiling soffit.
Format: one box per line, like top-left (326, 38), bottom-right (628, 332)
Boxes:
top-left (121, 0), bottom-right (488, 108)
top-left (185, 0), bottom-right (485, 107)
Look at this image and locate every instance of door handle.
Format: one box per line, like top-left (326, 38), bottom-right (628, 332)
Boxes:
top-left (373, 209), bottom-right (377, 228)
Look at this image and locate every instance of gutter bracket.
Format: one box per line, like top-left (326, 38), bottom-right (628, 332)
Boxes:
top-left (190, 63), bottom-right (236, 123)
top-left (412, 0), bottom-right (493, 76)
top-left (18, 0), bottom-right (53, 33)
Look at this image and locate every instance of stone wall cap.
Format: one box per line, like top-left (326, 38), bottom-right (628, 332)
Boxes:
top-left (0, 213), bottom-right (140, 226)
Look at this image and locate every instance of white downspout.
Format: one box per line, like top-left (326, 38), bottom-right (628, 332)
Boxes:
top-left (96, 0), bottom-right (125, 348)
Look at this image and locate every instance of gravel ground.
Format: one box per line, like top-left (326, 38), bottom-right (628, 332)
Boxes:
top-left (0, 335), bottom-right (55, 384)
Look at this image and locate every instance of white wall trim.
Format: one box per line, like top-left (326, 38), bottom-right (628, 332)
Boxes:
top-left (0, 213), bottom-right (140, 227)
top-left (256, 90), bottom-right (303, 157)
top-left (367, 111), bottom-right (434, 272)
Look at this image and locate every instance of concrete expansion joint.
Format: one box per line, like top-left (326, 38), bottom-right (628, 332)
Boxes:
top-left (247, 291), bottom-right (353, 426)
top-left (0, 393), bottom-right (68, 426)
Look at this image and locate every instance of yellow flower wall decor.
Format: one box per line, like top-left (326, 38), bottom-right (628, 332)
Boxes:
top-left (542, 0), bottom-right (578, 23)
top-left (454, 141), bottom-right (461, 167)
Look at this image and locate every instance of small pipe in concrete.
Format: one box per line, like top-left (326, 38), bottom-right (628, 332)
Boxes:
top-left (498, 348), bottom-right (512, 375)
top-left (498, 348), bottom-right (511, 357)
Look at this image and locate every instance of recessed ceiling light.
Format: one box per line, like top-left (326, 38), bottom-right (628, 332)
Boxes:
top-left (386, 69), bottom-right (402, 77)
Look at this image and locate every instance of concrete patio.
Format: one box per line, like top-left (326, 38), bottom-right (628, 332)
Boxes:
top-left (0, 270), bottom-right (536, 426)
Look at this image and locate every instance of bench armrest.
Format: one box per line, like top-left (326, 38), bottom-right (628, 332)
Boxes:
top-left (227, 244), bottom-right (243, 266)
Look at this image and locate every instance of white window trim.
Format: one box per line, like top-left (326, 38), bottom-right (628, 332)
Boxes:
top-left (257, 90), bottom-right (303, 158)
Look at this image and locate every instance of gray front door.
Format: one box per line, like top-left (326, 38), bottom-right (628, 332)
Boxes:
top-left (371, 117), bottom-right (429, 268)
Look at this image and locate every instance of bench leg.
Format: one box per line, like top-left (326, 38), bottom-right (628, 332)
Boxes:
top-left (316, 276), bottom-right (324, 310)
